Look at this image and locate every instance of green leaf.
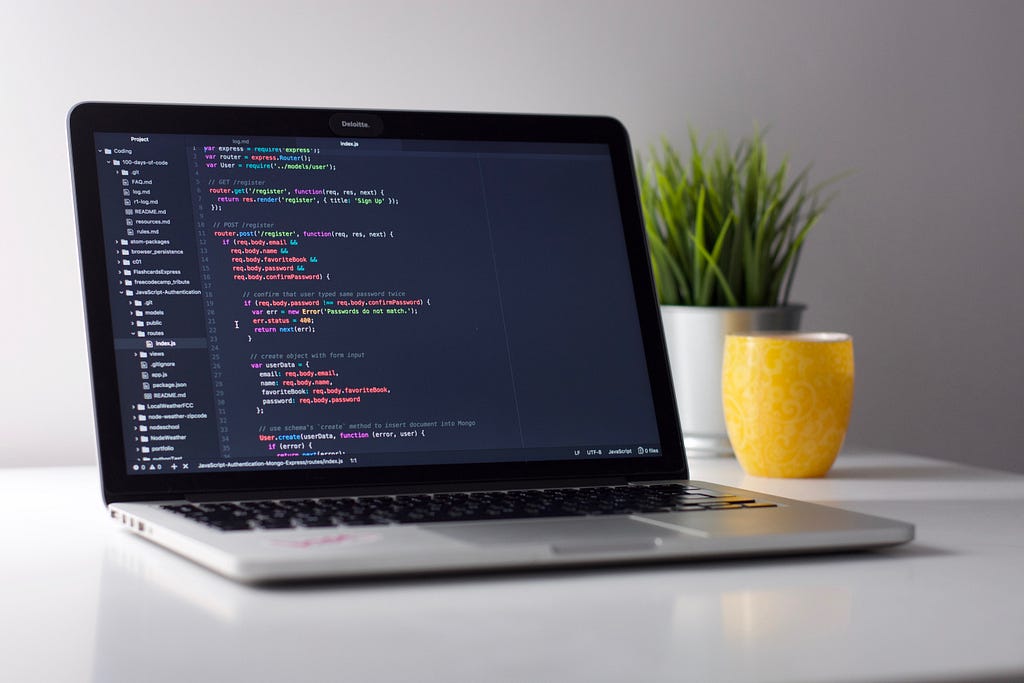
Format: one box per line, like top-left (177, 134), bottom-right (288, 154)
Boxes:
top-left (636, 125), bottom-right (847, 307)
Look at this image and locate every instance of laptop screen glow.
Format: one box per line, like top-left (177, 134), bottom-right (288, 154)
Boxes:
top-left (91, 132), bottom-right (662, 476)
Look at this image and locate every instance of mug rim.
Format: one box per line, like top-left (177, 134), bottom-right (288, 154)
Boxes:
top-left (726, 331), bottom-right (851, 343)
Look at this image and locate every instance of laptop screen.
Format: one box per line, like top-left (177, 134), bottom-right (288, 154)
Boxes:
top-left (85, 126), bottom-right (664, 478)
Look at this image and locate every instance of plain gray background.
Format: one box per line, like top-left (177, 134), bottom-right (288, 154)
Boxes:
top-left (2, 0), bottom-right (1021, 472)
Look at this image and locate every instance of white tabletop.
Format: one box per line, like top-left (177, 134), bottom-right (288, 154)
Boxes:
top-left (2, 451), bottom-right (1023, 683)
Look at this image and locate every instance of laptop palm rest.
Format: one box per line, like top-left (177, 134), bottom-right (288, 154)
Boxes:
top-left (427, 517), bottom-right (674, 553)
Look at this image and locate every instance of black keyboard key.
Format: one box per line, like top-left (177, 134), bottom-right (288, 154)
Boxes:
top-left (338, 517), bottom-right (390, 526)
top-left (203, 516), bottom-right (252, 531)
top-left (254, 517), bottom-right (294, 529)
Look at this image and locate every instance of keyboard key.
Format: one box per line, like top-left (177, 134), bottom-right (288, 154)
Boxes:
top-left (254, 517), bottom-right (294, 529)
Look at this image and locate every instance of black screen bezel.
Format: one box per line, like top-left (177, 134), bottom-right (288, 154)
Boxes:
top-left (68, 101), bottom-right (688, 503)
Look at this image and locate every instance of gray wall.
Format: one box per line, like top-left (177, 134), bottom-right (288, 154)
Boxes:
top-left (2, 0), bottom-right (1021, 471)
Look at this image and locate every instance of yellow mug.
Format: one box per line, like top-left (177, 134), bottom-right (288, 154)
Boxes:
top-left (722, 332), bottom-right (854, 477)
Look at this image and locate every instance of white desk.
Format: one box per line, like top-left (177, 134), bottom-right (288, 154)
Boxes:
top-left (2, 451), bottom-right (1023, 683)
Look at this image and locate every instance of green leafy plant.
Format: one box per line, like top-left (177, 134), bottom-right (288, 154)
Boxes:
top-left (637, 128), bottom-right (845, 307)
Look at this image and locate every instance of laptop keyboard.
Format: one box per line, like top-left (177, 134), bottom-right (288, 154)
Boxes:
top-left (161, 484), bottom-right (778, 532)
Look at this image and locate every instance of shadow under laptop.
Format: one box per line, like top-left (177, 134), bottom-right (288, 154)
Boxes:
top-left (257, 540), bottom-right (945, 593)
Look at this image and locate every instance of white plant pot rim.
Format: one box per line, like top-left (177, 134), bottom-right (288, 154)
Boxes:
top-left (660, 303), bottom-right (806, 310)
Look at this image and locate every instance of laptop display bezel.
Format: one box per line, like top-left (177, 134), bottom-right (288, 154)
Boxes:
top-left (68, 102), bottom-right (688, 503)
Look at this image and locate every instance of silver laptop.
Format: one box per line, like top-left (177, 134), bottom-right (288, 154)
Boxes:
top-left (68, 102), bottom-right (913, 583)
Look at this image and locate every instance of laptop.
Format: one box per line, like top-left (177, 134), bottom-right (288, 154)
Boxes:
top-left (68, 102), bottom-right (913, 583)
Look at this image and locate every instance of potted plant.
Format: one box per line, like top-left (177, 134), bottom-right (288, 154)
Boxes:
top-left (637, 128), bottom-right (843, 455)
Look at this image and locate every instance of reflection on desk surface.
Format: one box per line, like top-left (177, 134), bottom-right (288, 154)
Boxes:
top-left (89, 524), bottom-right (976, 683)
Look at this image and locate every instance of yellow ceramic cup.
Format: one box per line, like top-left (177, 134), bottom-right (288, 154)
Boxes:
top-left (722, 332), bottom-right (854, 477)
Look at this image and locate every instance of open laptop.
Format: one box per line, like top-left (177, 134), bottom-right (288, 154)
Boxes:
top-left (68, 102), bottom-right (913, 583)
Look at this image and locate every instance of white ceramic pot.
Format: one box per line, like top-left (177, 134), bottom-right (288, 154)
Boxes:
top-left (660, 304), bottom-right (805, 456)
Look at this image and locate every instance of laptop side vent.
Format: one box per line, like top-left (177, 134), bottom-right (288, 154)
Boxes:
top-left (112, 510), bottom-right (147, 534)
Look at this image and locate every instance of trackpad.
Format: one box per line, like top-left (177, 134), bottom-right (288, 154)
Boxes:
top-left (427, 517), bottom-right (667, 551)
